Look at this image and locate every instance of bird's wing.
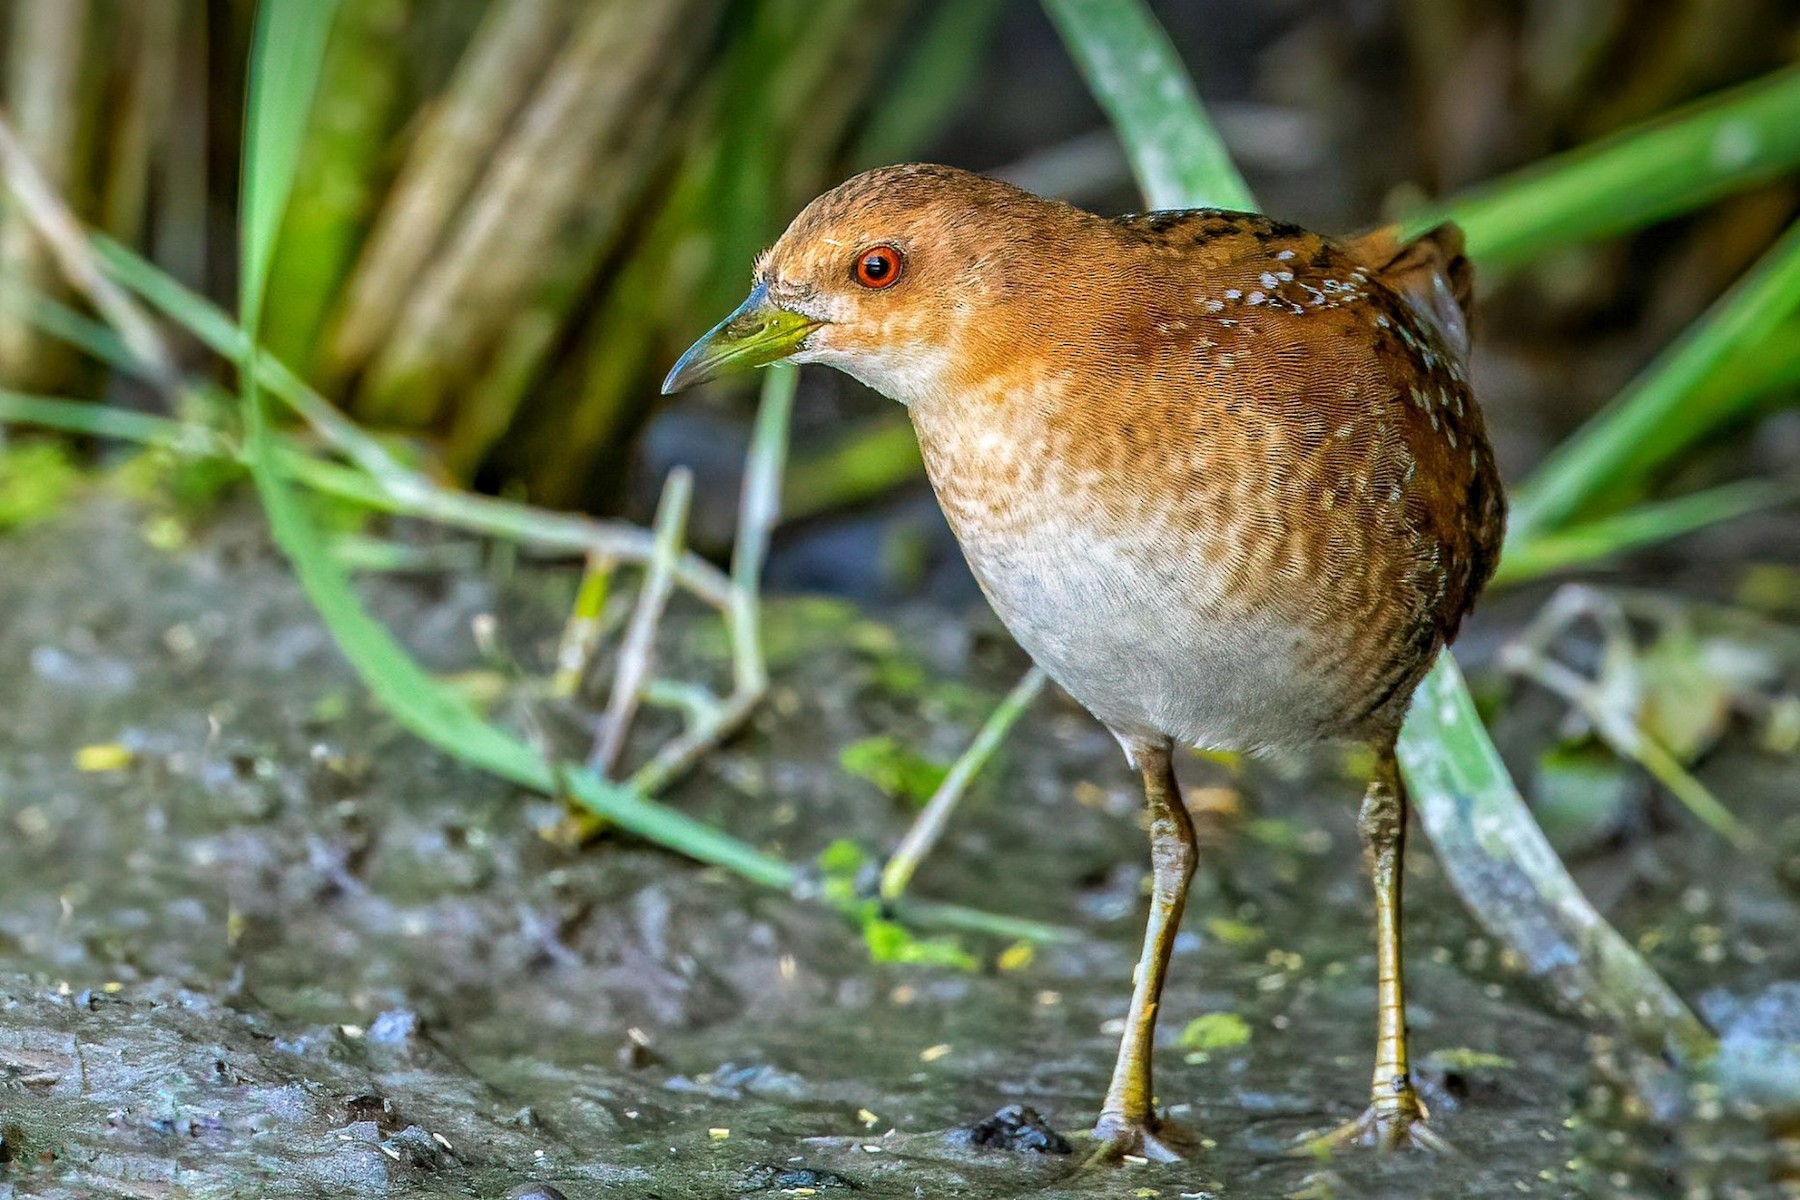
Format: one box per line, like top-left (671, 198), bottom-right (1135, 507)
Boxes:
top-left (1342, 222), bottom-right (1474, 359)
top-left (1106, 209), bottom-right (1505, 667)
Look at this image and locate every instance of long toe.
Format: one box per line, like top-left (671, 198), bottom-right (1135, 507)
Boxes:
top-left (1291, 1105), bottom-right (1456, 1158)
top-left (1087, 1116), bottom-right (1191, 1166)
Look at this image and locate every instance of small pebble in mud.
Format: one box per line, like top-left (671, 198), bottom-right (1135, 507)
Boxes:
top-left (734, 1164), bottom-right (859, 1191)
top-left (1714, 981), bottom-right (1800, 1118)
top-left (367, 1008), bottom-right (420, 1046)
top-left (504, 1186), bottom-right (569, 1200)
top-left (344, 1093), bottom-right (400, 1129)
top-left (617, 1026), bottom-right (660, 1070)
top-left (380, 1125), bottom-right (456, 1170)
top-left (947, 1104), bottom-right (1073, 1155)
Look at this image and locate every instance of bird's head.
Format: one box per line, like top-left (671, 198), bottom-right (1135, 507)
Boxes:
top-left (662, 164), bottom-right (1072, 404)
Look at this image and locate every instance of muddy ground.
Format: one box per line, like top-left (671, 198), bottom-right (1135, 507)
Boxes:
top-left (0, 499), bottom-right (1796, 1199)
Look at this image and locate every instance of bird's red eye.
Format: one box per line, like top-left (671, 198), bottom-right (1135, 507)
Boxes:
top-left (853, 245), bottom-right (903, 289)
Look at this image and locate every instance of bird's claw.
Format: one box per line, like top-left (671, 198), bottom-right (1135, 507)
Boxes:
top-left (1291, 1102), bottom-right (1456, 1157)
top-left (1085, 1114), bottom-right (1189, 1165)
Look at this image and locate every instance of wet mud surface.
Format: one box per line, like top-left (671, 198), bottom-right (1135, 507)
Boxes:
top-left (1, 502), bottom-right (1797, 1198)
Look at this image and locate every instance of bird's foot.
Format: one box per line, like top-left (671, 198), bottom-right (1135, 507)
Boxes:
top-left (1085, 1113), bottom-right (1189, 1165)
top-left (1292, 1100), bottom-right (1454, 1157)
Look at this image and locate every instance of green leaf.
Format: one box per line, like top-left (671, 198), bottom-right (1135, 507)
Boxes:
top-left (818, 837), bottom-right (871, 879)
top-left (0, 389), bottom-right (225, 454)
top-left (1425, 1048), bottom-right (1516, 1072)
top-left (840, 735), bottom-right (950, 805)
top-left (863, 917), bottom-right (980, 972)
top-left (1204, 917), bottom-right (1264, 947)
top-left (1179, 1012), bottom-right (1250, 1053)
top-left (0, 441), bottom-right (81, 531)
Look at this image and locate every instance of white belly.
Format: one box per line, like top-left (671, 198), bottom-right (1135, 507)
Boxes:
top-left (956, 517), bottom-right (1341, 753)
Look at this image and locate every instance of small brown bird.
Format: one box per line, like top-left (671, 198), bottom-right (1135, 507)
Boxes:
top-left (664, 164), bottom-right (1505, 1160)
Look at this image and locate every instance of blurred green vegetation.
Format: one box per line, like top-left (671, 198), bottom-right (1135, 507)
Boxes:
top-left (0, 0), bottom-right (1001, 508)
top-left (2, 0), bottom-right (1796, 526)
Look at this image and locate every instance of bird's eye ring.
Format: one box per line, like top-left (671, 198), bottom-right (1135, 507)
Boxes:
top-left (852, 244), bottom-right (904, 289)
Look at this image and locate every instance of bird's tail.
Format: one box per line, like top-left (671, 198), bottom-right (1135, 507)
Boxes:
top-left (1345, 222), bottom-right (1473, 359)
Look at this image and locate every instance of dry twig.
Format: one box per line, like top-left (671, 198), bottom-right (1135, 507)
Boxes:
top-left (591, 468), bottom-right (692, 777)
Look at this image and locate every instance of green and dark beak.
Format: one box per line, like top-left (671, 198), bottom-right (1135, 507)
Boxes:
top-left (661, 283), bottom-right (822, 394)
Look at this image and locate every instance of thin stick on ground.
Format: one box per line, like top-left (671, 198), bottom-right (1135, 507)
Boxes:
top-left (1496, 584), bottom-right (1754, 851)
top-left (881, 665), bottom-right (1048, 902)
top-left (729, 363), bottom-right (795, 693)
top-left (626, 366), bottom-right (795, 795)
top-left (591, 467), bottom-right (692, 777)
top-left (550, 549), bottom-right (615, 699)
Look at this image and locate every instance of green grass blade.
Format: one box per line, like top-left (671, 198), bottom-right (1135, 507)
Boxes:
top-left (1418, 65), bottom-right (1800, 268)
top-left (1399, 660), bottom-right (1713, 1059)
top-left (559, 771), bottom-right (797, 891)
top-left (1498, 477), bottom-right (1800, 583)
top-left (1509, 219), bottom-right (1800, 542)
top-left (262, 0), bottom-right (413, 369)
top-left (1041, 0), bottom-right (1254, 211)
top-left (95, 232), bottom-right (420, 491)
top-left (97, 234), bottom-right (245, 354)
top-left (0, 389), bottom-right (224, 453)
top-left (0, 283), bottom-right (140, 377)
top-left (240, 1), bottom-right (343, 336)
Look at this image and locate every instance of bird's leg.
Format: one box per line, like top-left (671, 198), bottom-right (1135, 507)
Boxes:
top-left (1090, 738), bottom-right (1197, 1165)
top-left (1300, 746), bottom-right (1452, 1155)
